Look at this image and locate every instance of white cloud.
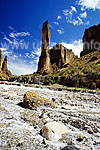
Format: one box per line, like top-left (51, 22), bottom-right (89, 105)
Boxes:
top-left (8, 26), bottom-right (14, 30)
top-left (85, 21), bottom-right (90, 25)
top-left (57, 28), bottom-right (64, 34)
top-left (53, 22), bottom-right (59, 25)
top-left (71, 6), bottom-right (77, 13)
top-left (77, 17), bottom-right (83, 25)
top-left (80, 11), bottom-right (87, 18)
top-left (30, 61), bottom-right (34, 64)
top-left (63, 5), bottom-right (89, 26)
top-left (63, 6), bottom-right (77, 18)
top-left (8, 59), bottom-right (36, 75)
top-left (2, 51), bottom-right (12, 56)
top-left (9, 32), bottom-right (30, 38)
top-left (30, 48), bottom-right (41, 58)
top-left (65, 16), bottom-right (89, 26)
top-left (78, 0), bottom-right (100, 10)
top-left (61, 39), bottom-right (83, 57)
top-left (57, 16), bottom-right (62, 20)
top-left (0, 48), bottom-right (7, 51)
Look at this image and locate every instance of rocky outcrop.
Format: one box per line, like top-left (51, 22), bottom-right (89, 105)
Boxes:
top-left (0, 50), bottom-right (12, 80)
top-left (38, 21), bottom-right (75, 74)
top-left (0, 50), bottom-right (3, 71)
top-left (38, 21), bottom-right (53, 74)
top-left (50, 44), bottom-right (75, 72)
top-left (23, 91), bottom-right (55, 110)
top-left (2, 56), bottom-right (8, 71)
top-left (81, 23), bottom-right (100, 57)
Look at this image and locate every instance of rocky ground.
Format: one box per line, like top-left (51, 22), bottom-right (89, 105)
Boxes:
top-left (0, 84), bottom-right (100, 150)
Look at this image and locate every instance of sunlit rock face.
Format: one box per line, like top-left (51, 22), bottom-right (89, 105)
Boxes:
top-left (0, 50), bottom-right (3, 71)
top-left (0, 50), bottom-right (12, 80)
top-left (38, 21), bottom-right (75, 75)
top-left (2, 56), bottom-right (8, 71)
top-left (38, 20), bottom-right (53, 74)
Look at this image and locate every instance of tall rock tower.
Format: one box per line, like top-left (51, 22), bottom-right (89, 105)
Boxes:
top-left (2, 56), bottom-right (8, 71)
top-left (38, 21), bottom-right (52, 74)
top-left (0, 50), bottom-right (3, 71)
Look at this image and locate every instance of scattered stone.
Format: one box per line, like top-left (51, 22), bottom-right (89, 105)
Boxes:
top-left (61, 145), bottom-right (80, 150)
top-left (76, 135), bottom-right (84, 142)
top-left (93, 128), bottom-right (98, 133)
top-left (88, 128), bottom-right (94, 134)
top-left (23, 91), bottom-right (55, 110)
top-left (52, 98), bottom-right (56, 102)
top-left (17, 141), bottom-right (24, 147)
top-left (43, 138), bottom-right (47, 145)
top-left (41, 121), bottom-right (68, 141)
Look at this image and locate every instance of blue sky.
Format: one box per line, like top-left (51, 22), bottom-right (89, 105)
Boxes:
top-left (0, 0), bottom-right (100, 75)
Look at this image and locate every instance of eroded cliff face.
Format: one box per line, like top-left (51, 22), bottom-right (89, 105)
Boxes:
top-left (50, 44), bottom-right (75, 73)
top-left (38, 21), bottom-right (75, 74)
top-left (0, 50), bottom-right (12, 80)
top-left (81, 23), bottom-right (100, 57)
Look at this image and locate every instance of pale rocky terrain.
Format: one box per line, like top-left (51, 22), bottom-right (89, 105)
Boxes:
top-left (0, 84), bottom-right (100, 150)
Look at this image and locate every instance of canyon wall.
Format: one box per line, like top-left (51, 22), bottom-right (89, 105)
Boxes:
top-left (81, 23), bottom-right (100, 57)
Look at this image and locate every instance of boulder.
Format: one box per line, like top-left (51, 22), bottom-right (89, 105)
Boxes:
top-left (41, 121), bottom-right (68, 141)
top-left (23, 91), bottom-right (55, 110)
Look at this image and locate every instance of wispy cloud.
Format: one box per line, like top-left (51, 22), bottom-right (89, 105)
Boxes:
top-left (63, 6), bottom-right (77, 19)
top-left (63, 5), bottom-right (89, 26)
top-left (53, 22), bottom-right (59, 25)
top-left (57, 16), bottom-right (62, 20)
top-left (25, 48), bottom-right (41, 64)
top-left (8, 26), bottom-right (15, 31)
top-left (77, 0), bottom-right (100, 11)
top-left (9, 32), bottom-right (30, 38)
top-left (61, 39), bottom-right (83, 57)
top-left (57, 28), bottom-right (64, 34)
top-left (80, 11), bottom-right (87, 18)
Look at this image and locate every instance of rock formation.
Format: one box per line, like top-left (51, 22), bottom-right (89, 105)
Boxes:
top-left (23, 91), bottom-right (55, 110)
top-left (0, 50), bottom-right (12, 80)
top-left (50, 44), bottom-right (75, 72)
top-left (81, 23), bottom-right (100, 57)
top-left (38, 21), bottom-right (75, 74)
top-left (2, 56), bottom-right (8, 71)
top-left (0, 50), bottom-right (3, 71)
top-left (38, 21), bottom-right (53, 74)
